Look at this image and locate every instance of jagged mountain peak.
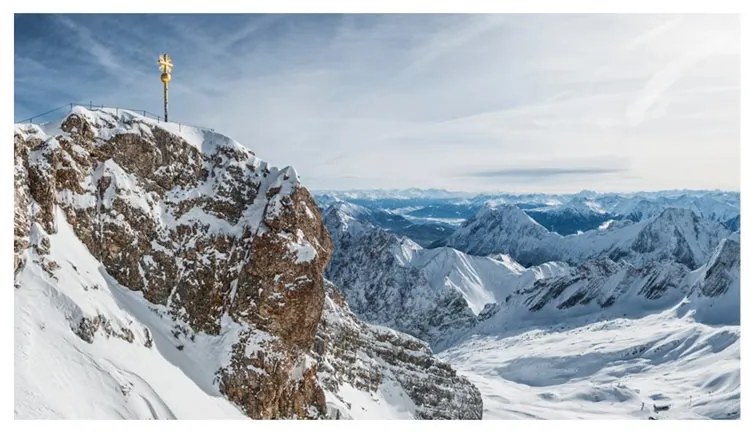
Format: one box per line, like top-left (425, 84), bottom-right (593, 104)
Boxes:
top-left (474, 203), bottom-right (549, 228)
top-left (439, 199), bottom-right (730, 270)
top-left (15, 106), bottom-right (333, 417)
top-left (653, 206), bottom-right (701, 224)
top-left (676, 235), bottom-right (740, 325)
top-left (629, 206), bottom-right (730, 269)
top-left (19, 106), bottom-right (253, 161)
top-left (323, 201), bottom-right (405, 241)
top-left (323, 200), bottom-right (376, 223)
top-left (14, 106), bottom-right (481, 419)
top-left (437, 204), bottom-right (560, 264)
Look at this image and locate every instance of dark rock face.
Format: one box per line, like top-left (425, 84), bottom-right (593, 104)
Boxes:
top-left (630, 209), bottom-right (707, 269)
top-left (14, 132), bottom-right (33, 273)
top-left (723, 215), bottom-right (740, 232)
top-left (517, 257), bottom-right (692, 315)
top-left (14, 108), bottom-right (482, 419)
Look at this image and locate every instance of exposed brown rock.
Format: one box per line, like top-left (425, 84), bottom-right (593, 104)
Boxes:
top-left (75, 314), bottom-right (136, 344)
top-left (16, 110), bottom-right (330, 418)
top-left (14, 132), bottom-right (32, 273)
top-left (14, 108), bottom-right (483, 419)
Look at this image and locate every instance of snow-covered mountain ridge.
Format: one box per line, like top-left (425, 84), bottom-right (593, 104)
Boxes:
top-left (440, 204), bottom-right (731, 269)
top-left (325, 201), bottom-right (738, 345)
top-left (14, 107), bottom-right (481, 419)
top-left (322, 198), bottom-right (739, 418)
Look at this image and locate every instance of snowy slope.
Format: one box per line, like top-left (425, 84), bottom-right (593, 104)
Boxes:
top-left (15, 208), bottom-right (248, 419)
top-left (440, 310), bottom-right (739, 419)
top-left (15, 207), bottom-right (481, 420)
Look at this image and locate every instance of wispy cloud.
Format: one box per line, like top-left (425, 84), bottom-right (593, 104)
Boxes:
top-left (14, 14), bottom-right (739, 193)
top-left (55, 16), bottom-right (129, 79)
top-left (466, 167), bottom-right (628, 179)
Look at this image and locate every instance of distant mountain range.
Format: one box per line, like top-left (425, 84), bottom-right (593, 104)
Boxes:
top-left (314, 189), bottom-right (739, 241)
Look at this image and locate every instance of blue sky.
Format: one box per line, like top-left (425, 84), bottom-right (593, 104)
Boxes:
top-left (14, 14), bottom-right (739, 192)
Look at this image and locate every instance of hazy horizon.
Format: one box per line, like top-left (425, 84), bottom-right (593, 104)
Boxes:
top-left (311, 186), bottom-right (741, 195)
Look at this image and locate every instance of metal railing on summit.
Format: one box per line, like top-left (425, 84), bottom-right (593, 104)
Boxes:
top-left (15, 102), bottom-right (214, 132)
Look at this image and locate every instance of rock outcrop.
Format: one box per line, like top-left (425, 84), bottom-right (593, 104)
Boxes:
top-left (314, 281), bottom-right (483, 419)
top-left (14, 107), bottom-right (482, 419)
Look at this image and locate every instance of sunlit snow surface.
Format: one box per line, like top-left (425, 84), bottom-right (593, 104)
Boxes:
top-left (439, 310), bottom-right (739, 420)
top-left (14, 208), bottom-right (247, 419)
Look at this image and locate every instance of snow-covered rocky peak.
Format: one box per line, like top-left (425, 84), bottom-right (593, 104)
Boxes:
top-left (439, 204), bottom-right (560, 265)
top-left (14, 106), bottom-right (481, 419)
top-left (463, 208), bottom-right (738, 331)
top-left (476, 204), bottom-right (550, 229)
top-left (627, 207), bottom-right (730, 269)
top-left (15, 107), bottom-right (331, 418)
top-left (699, 237), bottom-right (740, 296)
top-left (324, 204), bottom-right (474, 347)
top-left (608, 193), bottom-right (739, 224)
top-left (323, 200), bottom-right (376, 233)
top-left (651, 207), bottom-right (701, 226)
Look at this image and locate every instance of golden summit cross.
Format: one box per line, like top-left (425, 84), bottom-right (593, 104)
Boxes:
top-left (158, 53), bottom-right (173, 122)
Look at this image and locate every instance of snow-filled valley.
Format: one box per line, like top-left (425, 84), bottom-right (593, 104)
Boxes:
top-left (440, 311), bottom-right (739, 420)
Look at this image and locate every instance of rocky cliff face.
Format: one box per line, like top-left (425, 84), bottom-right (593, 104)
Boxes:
top-left (324, 202), bottom-right (517, 349)
top-left (314, 281), bottom-right (483, 419)
top-left (14, 107), bottom-right (481, 419)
